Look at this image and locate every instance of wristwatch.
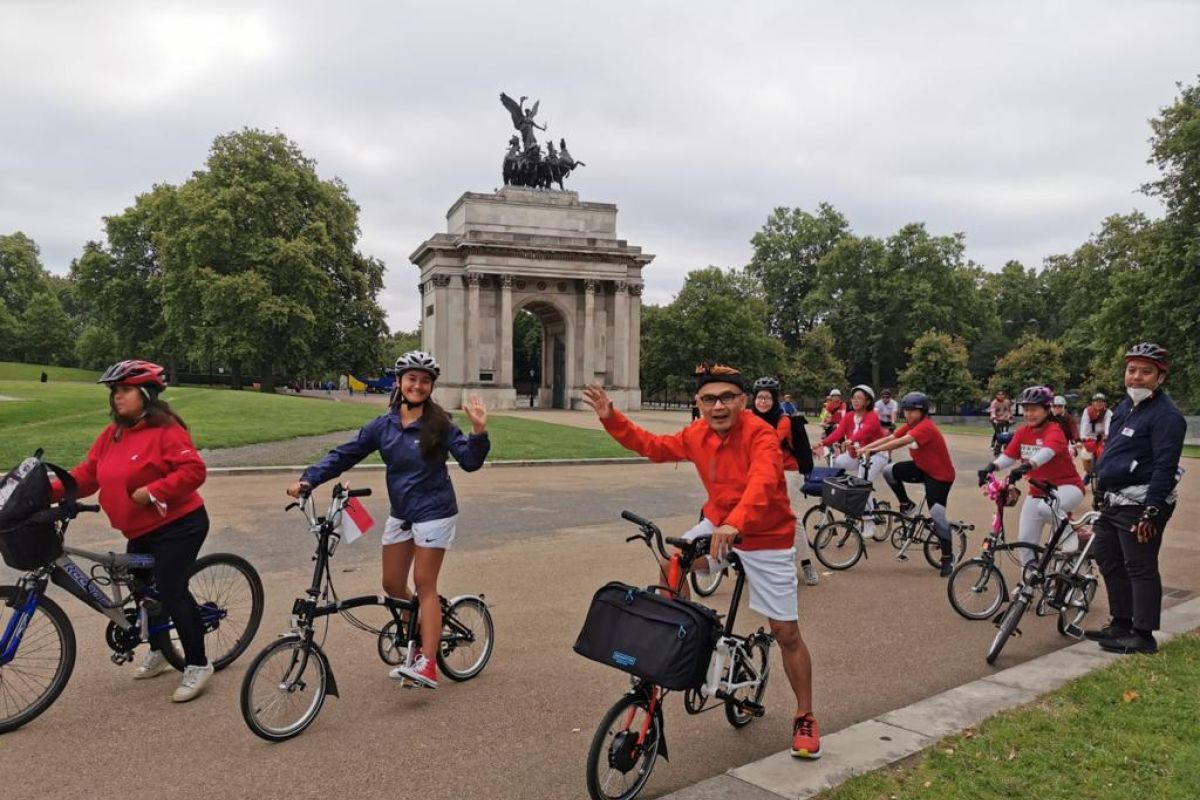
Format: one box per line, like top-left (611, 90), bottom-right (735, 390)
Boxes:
top-left (1142, 505), bottom-right (1161, 519)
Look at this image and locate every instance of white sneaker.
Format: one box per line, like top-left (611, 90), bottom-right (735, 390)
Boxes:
top-left (862, 520), bottom-right (876, 541)
top-left (802, 563), bottom-right (820, 587)
top-left (134, 649), bottom-right (172, 680)
top-left (172, 661), bottom-right (214, 703)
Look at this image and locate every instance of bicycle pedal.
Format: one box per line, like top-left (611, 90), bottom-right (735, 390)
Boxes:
top-left (740, 700), bottom-right (766, 717)
top-left (111, 651), bottom-right (133, 666)
top-left (896, 554), bottom-right (908, 562)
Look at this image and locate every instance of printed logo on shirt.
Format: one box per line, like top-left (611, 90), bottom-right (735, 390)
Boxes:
top-left (1020, 444), bottom-right (1040, 460)
top-left (1121, 427), bottom-right (1135, 437)
top-left (179, 449), bottom-right (193, 456)
top-left (130, 454), bottom-right (139, 461)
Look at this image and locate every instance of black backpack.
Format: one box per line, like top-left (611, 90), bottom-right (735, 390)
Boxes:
top-left (0, 450), bottom-right (77, 571)
top-left (784, 414), bottom-right (815, 475)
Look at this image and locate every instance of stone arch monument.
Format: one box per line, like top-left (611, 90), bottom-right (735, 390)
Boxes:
top-left (410, 186), bottom-right (653, 410)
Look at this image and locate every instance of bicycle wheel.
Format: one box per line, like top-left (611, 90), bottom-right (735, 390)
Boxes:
top-left (586, 690), bottom-right (662, 800)
top-left (869, 501), bottom-right (893, 542)
top-left (1057, 576), bottom-right (1098, 636)
top-left (986, 595), bottom-right (1028, 665)
top-left (880, 512), bottom-right (909, 550)
top-left (160, 553), bottom-right (264, 671)
top-left (438, 596), bottom-right (494, 681)
top-left (0, 587), bottom-right (76, 735)
top-left (240, 635), bottom-right (330, 742)
top-left (725, 637), bottom-right (770, 728)
top-left (801, 504), bottom-right (832, 540)
top-left (947, 559), bottom-right (1007, 620)
top-left (689, 565), bottom-right (724, 597)
top-left (923, 526), bottom-right (966, 569)
top-left (812, 520), bottom-right (864, 571)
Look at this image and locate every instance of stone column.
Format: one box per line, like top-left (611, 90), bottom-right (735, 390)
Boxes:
top-left (583, 279), bottom-right (596, 386)
top-left (499, 274), bottom-right (513, 386)
top-left (613, 281), bottom-right (630, 388)
top-left (465, 273), bottom-right (481, 385)
top-left (629, 283), bottom-right (643, 394)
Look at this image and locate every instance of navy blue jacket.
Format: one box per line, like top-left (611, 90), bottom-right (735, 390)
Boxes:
top-left (301, 412), bottom-right (490, 523)
top-left (1096, 389), bottom-right (1186, 509)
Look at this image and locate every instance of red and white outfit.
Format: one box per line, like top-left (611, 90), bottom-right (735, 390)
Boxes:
top-left (820, 410), bottom-right (889, 525)
top-left (1080, 406), bottom-right (1112, 462)
top-left (994, 422), bottom-right (1085, 563)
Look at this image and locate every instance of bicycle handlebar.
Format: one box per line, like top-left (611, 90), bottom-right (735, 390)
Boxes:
top-left (75, 502), bottom-right (100, 514)
top-left (620, 510), bottom-right (650, 527)
top-left (347, 488), bottom-right (372, 498)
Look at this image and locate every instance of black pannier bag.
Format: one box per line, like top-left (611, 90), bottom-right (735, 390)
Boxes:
top-left (822, 474), bottom-right (872, 518)
top-left (573, 581), bottom-right (721, 690)
top-left (0, 450), bottom-right (77, 571)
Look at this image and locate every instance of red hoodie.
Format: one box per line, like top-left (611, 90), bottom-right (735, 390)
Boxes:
top-left (53, 420), bottom-right (206, 539)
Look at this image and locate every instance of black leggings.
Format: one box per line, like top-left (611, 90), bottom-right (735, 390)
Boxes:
top-left (128, 506), bottom-right (209, 666)
top-left (883, 461), bottom-right (953, 553)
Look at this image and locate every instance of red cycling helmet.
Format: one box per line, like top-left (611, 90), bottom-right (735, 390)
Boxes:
top-left (97, 360), bottom-right (167, 390)
top-left (1124, 342), bottom-right (1168, 373)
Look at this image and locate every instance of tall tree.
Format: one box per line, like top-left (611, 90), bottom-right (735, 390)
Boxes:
top-left (0, 232), bottom-right (51, 317)
top-left (987, 334), bottom-right (1068, 397)
top-left (897, 331), bottom-right (978, 412)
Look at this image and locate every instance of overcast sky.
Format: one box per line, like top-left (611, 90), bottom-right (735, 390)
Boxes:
top-left (2, 1), bottom-right (1197, 331)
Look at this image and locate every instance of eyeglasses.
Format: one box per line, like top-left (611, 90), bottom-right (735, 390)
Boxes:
top-left (698, 391), bottom-right (744, 407)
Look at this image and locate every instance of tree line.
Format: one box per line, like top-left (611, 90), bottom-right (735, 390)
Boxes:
top-left (640, 78), bottom-right (1200, 414)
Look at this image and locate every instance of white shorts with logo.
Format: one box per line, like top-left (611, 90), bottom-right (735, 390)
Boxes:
top-left (684, 519), bottom-right (799, 622)
top-left (382, 515), bottom-right (457, 550)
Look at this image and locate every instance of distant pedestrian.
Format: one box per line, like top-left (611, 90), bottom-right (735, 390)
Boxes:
top-left (40, 371), bottom-right (47, 383)
top-left (780, 394), bottom-right (798, 416)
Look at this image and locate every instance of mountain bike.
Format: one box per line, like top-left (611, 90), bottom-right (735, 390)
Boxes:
top-left (1, 500), bottom-right (263, 734)
top-left (239, 483), bottom-right (494, 741)
top-left (583, 512), bottom-right (773, 800)
top-left (985, 479), bottom-right (1100, 664)
top-left (873, 498), bottom-right (970, 570)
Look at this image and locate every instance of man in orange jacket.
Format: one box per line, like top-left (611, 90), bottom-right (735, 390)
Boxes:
top-left (582, 362), bottom-right (822, 759)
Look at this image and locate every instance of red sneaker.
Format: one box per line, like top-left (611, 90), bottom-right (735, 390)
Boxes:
top-left (791, 713), bottom-right (822, 759)
top-left (391, 654), bottom-right (438, 688)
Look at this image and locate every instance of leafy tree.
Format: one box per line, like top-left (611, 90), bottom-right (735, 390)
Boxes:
top-left (512, 312), bottom-right (542, 385)
top-left (75, 324), bottom-right (121, 369)
top-left (16, 290), bottom-right (75, 365)
top-left (746, 203), bottom-right (850, 347)
top-left (987, 334), bottom-right (1068, 397)
top-left (897, 331), bottom-right (978, 412)
top-left (780, 326), bottom-right (846, 407)
top-left (986, 260), bottom-right (1047, 341)
top-left (0, 232), bottom-right (51, 317)
top-left (0, 299), bottom-right (19, 360)
top-left (1144, 77), bottom-right (1200, 229)
top-left (380, 329), bottom-right (423, 365)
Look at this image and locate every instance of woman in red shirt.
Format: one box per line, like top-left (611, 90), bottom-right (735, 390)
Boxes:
top-left (55, 360), bottom-right (212, 702)
top-left (977, 386), bottom-right (1084, 565)
top-left (859, 391), bottom-right (958, 576)
top-left (814, 385), bottom-right (888, 539)
top-left (751, 377), bottom-right (818, 586)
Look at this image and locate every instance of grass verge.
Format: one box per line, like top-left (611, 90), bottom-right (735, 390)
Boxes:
top-left (0, 361), bottom-right (100, 382)
top-left (818, 632), bottom-right (1200, 800)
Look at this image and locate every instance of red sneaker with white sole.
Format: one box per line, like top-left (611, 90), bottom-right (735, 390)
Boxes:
top-left (390, 654), bottom-right (438, 689)
top-left (791, 713), bottom-right (822, 759)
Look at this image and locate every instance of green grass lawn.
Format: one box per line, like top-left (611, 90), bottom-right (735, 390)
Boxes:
top-left (0, 381), bottom-right (634, 466)
top-left (819, 632), bottom-right (1200, 800)
top-left (0, 361), bottom-right (101, 382)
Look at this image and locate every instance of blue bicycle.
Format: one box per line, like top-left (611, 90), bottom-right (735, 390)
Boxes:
top-left (0, 500), bottom-right (263, 733)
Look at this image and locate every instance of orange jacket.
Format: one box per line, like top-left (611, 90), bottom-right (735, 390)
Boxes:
top-left (601, 409), bottom-right (795, 550)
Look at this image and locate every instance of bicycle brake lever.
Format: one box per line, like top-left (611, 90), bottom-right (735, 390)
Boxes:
top-left (624, 534), bottom-right (642, 543)
top-left (285, 502), bottom-right (300, 512)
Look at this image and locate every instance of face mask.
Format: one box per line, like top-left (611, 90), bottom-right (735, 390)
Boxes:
top-left (1127, 387), bottom-right (1153, 404)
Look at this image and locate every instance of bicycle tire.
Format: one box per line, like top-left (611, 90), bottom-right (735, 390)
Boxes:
top-left (801, 504), bottom-right (832, 541)
top-left (0, 586), bottom-right (76, 735)
top-left (812, 520), bottom-right (864, 571)
top-left (585, 689), bottom-right (662, 800)
top-left (240, 635), bottom-right (330, 742)
top-left (725, 637), bottom-right (770, 728)
top-left (160, 553), bottom-right (264, 671)
top-left (869, 501), bottom-right (893, 542)
top-left (923, 527), bottom-right (966, 570)
top-left (947, 559), bottom-right (1007, 620)
top-left (986, 595), bottom-right (1028, 665)
top-left (1057, 577), bottom-right (1098, 636)
top-left (878, 511), bottom-right (909, 550)
top-left (689, 565), bottom-right (724, 597)
top-left (438, 596), bottom-right (494, 681)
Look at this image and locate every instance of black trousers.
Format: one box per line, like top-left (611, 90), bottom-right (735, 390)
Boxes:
top-left (128, 506), bottom-right (209, 666)
top-left (1092, 503), bottom-right (1174, 633)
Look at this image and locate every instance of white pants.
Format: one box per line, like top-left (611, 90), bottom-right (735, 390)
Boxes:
top-left (832, 451), bottom-right (888, 515)
top-left (784, 471), bottom-right (816, 562)
top-left (683, 519), bottom-right (799, 621)
top-left (1017, 486), bottom-right (1084, 565)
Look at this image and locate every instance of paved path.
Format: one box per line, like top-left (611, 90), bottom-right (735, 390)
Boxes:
top-left (2, 432), bottom-right (1197, 800)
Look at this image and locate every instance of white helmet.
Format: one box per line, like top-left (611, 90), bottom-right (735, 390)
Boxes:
top-left (829, 388), bottom-right (842, 397)
top-left (390, 350), bottom-right (441, 379)
top-left (850, 384), bottom-right (875, 403)
top-left (1052, 395), bottom-right (1067, 407)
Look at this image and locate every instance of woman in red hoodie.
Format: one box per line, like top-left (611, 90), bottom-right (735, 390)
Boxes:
top-left (55, 360), bottom-right (211, 702)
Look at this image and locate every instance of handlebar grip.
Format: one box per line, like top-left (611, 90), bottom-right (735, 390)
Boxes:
top-left (347, 488), bottom-right (372, 498)
top-left (76, 503), bottom-right (100, 513)
top-left (621, 510), bottom-right (651, 527)
top-left (664, 536), bottom-right (691, 549)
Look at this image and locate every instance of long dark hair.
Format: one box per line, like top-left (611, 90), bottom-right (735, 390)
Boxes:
top-left (390, 388), bottom-right (452, 463)
top-left (110, 388), bottom-right (188, 438)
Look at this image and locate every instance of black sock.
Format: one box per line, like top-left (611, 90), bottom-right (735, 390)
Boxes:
top-left (800, 559), bottom-right (812, 567)
top-left (1133, 628), bottom-right (1154, 640)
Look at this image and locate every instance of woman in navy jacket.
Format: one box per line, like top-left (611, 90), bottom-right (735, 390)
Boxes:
top-left (289, 351), bottom-right (490, 687)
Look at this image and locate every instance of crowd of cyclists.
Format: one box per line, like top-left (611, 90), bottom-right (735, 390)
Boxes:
top-left (5, 340), bottom-right (1187, 766)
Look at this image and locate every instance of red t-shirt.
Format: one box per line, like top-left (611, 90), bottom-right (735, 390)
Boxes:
top-left (894, 417), bottom-right (956, 484)
top-left (1003, 421), bottom-right (1083, 498)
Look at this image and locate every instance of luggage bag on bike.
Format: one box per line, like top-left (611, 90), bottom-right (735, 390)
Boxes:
top-left (573, 581), bottom-right (721, 690)
top-left (802, 466), bottom-right (844, 498)
top-left (0, 450), bottom-right (76, 571)
top-left (821, 474), bottom-right (872, 517)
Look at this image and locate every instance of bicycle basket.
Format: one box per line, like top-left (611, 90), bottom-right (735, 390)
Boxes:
top-left (802, 466), bottom-right (844, 498)
top-left (821, 474), bottom-right (872, 517)
top-left (573, 581), bottom-right (720, 691)
top-left (0, 451), bottom-right (75, 571)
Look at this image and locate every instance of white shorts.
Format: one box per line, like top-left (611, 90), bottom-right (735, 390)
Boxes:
top-left (381, 515), bottom-right (457, 550)
top-left (683, 519), bottom-right (799, 622)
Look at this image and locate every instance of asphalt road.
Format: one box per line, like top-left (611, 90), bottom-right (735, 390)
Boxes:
top-left (2, 430), bottom-right (1197, 800)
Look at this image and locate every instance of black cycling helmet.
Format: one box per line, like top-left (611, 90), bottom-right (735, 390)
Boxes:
top-left (390, 350), bottom-right (441, 379)
top-left (899, 391), bottom-right (929, 412)
top-left (752, 376), bottom-right (781, 393)
top-left (1124, 342), bottom-right (1168, 372)
top-left (1016, 386), bottom-right (1053, 408)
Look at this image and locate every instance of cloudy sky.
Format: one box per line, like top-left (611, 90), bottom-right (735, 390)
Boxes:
top-left (2, 1), bottom-right (1197, 331)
